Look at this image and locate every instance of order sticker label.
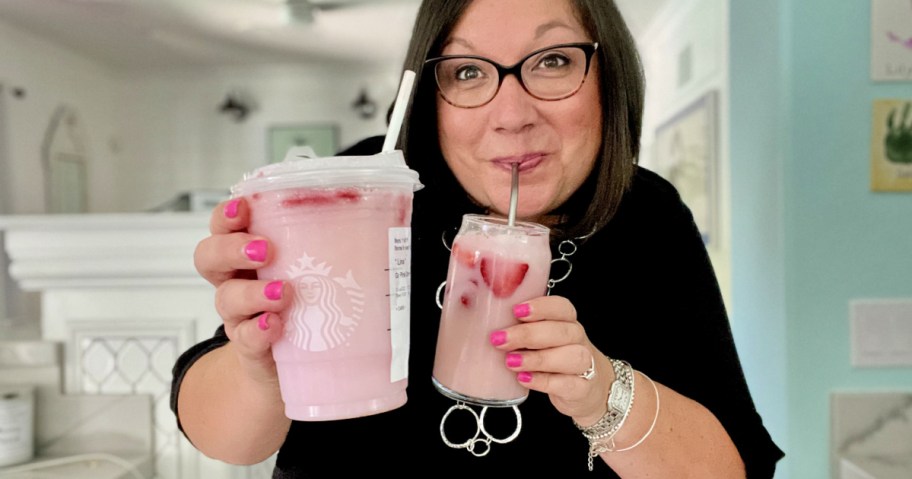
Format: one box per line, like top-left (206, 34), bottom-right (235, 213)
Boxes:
top-left (388, 227), bottom-right (411, 383)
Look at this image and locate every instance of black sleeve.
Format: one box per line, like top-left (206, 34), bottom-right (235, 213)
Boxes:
top-left (636, 171), bottom-right (784, 478)
top-left (585, 169), bottom-right (784, 478)
top-left (170, 325), bottom-right (230, 435)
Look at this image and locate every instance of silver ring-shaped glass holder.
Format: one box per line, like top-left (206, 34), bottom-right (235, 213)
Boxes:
top-left (439, 401), bottom-right (522, 457)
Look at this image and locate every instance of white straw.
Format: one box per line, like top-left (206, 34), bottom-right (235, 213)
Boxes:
top-left (382, 70), bottom-right (417, 152)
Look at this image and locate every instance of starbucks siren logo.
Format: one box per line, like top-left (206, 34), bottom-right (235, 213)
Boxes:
top-left (285, 253), bottom-right (364, 351)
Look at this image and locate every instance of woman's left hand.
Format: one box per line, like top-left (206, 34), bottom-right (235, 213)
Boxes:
top-left (491, 295), bottom-right (612, 426)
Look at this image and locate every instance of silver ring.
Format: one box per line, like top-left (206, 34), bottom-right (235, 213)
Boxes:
top-left (479, 405), bottom-right (523, 444)
top-left (440, 402), bottom-right (480, 450)
top-left (578, 355), bottom-right (596, 380)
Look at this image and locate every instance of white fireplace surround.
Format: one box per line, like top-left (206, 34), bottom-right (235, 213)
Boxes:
top-left (0, 213), bottom-right (274, 479)
top-left (2, 213), bottom-right (208, 290)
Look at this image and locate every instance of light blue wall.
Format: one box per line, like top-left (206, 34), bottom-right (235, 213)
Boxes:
top-left (733, 0), bottom-right (912, 478)
top-left (786, 1), bottom-right (912, 478)
top-left (729, 0), bottom-right (790, 477)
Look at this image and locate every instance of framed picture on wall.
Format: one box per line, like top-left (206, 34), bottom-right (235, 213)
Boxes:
top-left (871, 99), bottom-right (912, 191)
top-left (653, 90), bottom-right (719, 245)
top-left (43, 105), bottom-right (88, 213)
top-left (267, 124), bottom-right (338, 163)
top-left (871, 0), bottom-right (912, 81)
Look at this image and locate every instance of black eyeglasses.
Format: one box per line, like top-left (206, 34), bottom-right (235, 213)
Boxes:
top-left (425, 42), bottom-right (599, 109)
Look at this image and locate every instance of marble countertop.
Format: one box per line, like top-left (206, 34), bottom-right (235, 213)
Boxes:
top-left (0, 452), bottom-right (153, 479)
top-left (833, 391), bottom-right (912, 479)
top-left (840, 455), bottom-right (912, 479)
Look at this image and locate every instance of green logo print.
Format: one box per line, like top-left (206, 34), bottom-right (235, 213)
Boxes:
top-left (885, 102), bottom-right (912, 164)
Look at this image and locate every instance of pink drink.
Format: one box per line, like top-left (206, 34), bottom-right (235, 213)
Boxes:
top-left (234, 151), bottom-right (421, 421)
top-left (432, 215), bottom-right (551, 406)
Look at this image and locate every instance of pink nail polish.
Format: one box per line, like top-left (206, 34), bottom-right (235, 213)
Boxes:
top-left (506, 353), bottom-right (522, 368)
top-left (224, 199), bottom-right (240, 218)
top-left (490, 330), bottom-right (507, 346)
top-left (245, 240), bottom-right (267, 262)
top-left (264, 281), bottom-right (283, 300)
top-left (513, 303), bottom-right (531, 318)
top-left (257, 313), bottom-right (270, 331)
top-left (518, 372), bottom-right (533, 383)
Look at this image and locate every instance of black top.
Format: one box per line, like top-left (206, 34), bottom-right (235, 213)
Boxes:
top-left (171, 145), bottom-right (784, 477)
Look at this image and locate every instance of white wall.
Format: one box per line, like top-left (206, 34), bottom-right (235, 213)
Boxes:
top-left (635, 0), bottom-right (731, 307)
top-left (0, 19), bottom-right (118, 330)
top-left (0, 81), bottom-right (11, 325)
top-left (0, 17), bottom-right (402, 215)
top-left (110, 63), bottom-right (399, 212)
top-left (0, 17), bottom-right (404, 334)
top-left (0, 18), bottom-right (121, 215)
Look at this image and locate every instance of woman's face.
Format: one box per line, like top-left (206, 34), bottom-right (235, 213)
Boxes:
top-left (299, 277), bottom-right (322, 304)
top-left (437, 0), bottom-right (602, 222)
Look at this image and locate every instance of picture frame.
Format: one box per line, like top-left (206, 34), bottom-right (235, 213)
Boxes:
top-left (43, 105), bottom-right (88, 213)
top-left (870, 0), bottom-right (912, 82)
top-left (653, 90), bottom-right (719, 245)
top-left (871, 99), bottom-right (912, 191)
top-left (267, 124), bottom-right (339, 163)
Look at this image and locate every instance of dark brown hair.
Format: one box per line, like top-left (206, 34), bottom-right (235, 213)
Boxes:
top-left (400, 0), bottom-right (644, 241)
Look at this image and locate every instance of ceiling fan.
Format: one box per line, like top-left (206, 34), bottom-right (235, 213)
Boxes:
top-left (267, 0), bottom-right (415, 24)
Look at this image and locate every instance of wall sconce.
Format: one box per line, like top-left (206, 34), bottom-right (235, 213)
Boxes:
top-left (351, 88), bottom-right (377, 119)
top-left (218, 92), bottom-right (254, 122)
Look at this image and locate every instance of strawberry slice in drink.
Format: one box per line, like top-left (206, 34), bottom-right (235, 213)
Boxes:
top-left (480, 257), bottom-right (529, 298)
top-left (451, 243), bottom-right (479, 268)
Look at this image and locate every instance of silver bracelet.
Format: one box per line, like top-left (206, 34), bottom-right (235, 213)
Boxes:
top-left (572, 358), bottom-right (635, 471)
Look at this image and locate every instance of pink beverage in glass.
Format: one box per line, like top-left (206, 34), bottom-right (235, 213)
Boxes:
top-left (233, 150), bottom-right (421, 421)
top-left (432, 215), bottom-right (551, 406)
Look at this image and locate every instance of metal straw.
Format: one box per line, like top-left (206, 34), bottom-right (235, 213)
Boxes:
top-left (508, 163), bottom-right (519, 227)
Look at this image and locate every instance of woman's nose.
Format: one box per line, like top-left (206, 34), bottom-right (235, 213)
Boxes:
top-left (487, 74), bottom-right (539, 134)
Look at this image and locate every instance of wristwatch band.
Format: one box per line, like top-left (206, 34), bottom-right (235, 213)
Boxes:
top-left (573, 358), bottom-right (635, 441)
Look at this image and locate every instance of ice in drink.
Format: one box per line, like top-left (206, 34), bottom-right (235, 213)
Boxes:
top-left (432, 215), bottom-right (551, 406)
top-left (233, 150), bottom-right (421, 421)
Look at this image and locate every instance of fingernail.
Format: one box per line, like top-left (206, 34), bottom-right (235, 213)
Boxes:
top-left (257, 313), bottom-right (270, 331)
top-left (264, 281), bottom-right (283, 300)
top-left (490, 330), bottom-right (507, 346)
top-left (517, 372), bottom-right (533, 383)
top-left (513, 303), bottom-right (531, 318)
top-left (506, 353), bottom-right (522, 368)
top-left (245, 240), bottom-right (267, 262)
top-left (224, 199), bottom-right (240, 218)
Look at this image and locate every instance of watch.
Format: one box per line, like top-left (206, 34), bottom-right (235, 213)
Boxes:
top-left (574, 358), bottom-right (635, 441)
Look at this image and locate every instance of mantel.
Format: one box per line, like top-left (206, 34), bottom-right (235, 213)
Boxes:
top-left (0, 212), bottom-right (250, 479)
top-left (0, 213), bottom-right (210, 290)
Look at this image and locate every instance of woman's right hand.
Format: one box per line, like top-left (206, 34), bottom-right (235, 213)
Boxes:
top-left (193, 198), bottom-right (291, 383)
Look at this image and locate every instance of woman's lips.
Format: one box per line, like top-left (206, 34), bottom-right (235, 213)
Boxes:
top-left (491, 153), bottom-right (547, 172)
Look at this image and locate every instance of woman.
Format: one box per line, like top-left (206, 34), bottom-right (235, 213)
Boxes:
top-left (172, 0), bottom-right (784, 476)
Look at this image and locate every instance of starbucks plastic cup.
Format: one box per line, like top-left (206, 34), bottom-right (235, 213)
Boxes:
top-left (232, 148), bottom-right (422, 421)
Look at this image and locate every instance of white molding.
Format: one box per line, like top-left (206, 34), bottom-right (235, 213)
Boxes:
top-left (65, 318), bottom-right (198, 479)
top-left (0, 213), bottom-right (209, 290)
top-left (0, 213), bottom-right (240, 479)
top-left (65, 318), bottom-right (196, 393)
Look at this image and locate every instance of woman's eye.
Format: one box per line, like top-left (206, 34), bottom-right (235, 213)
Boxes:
top-left (536, 53), bottom-right (571, 70)
top-left (455, 64), bottom-right (485, 81)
